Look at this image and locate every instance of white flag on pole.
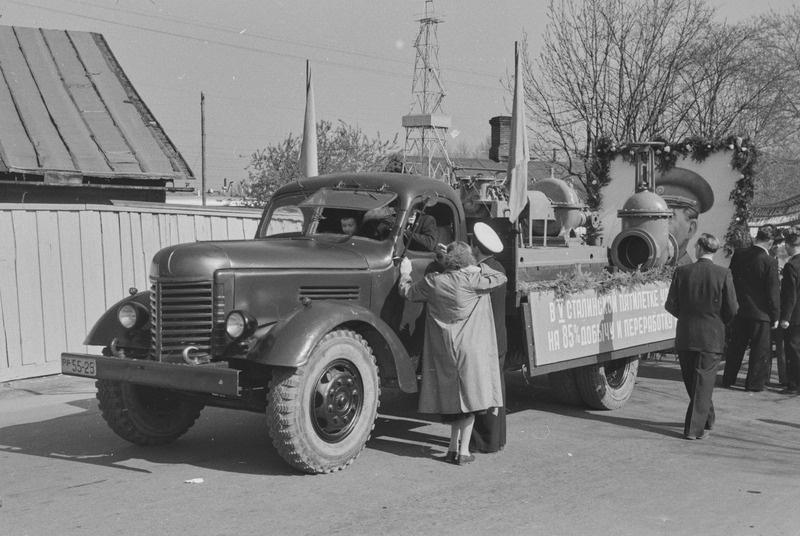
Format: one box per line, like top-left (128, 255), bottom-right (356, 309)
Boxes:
top-left (507, 42), bottom-right (530, 222)
top-left (300, 60), bottom-right (318, 177)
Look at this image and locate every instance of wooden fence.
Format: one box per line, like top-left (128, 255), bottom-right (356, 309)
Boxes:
top-left (0, 202), bottom-right (264, 382)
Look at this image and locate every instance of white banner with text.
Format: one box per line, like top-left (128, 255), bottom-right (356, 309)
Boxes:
top-left (528, 282), bottom-right (675, 365)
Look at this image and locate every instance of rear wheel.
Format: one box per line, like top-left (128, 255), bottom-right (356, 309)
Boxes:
top-left (575, 356), bottom-right (639, 410)
top-left (266, 329), bottom-right (380, 474)
top-left (96, 380), bottom-right (204, 445)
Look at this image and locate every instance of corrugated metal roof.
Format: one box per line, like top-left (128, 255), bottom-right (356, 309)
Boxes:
top-left (0, 26), bottom-right (193, 182)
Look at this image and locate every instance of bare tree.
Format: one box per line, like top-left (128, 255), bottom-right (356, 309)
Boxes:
top-left (519, 0), bottom-right (800, 204)
top-left (742, 8), bottom-right (800, 203)
top-left (757, 7), bottom-right (800, 150)
top-left (522, 0), bottom-right (715, 176)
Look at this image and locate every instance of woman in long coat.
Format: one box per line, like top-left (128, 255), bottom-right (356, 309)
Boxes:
top-left (398, 241), bottom-right (506, 465)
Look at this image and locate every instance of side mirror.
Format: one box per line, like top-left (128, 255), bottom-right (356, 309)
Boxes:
top-left (421, 190), bottom-right (439, 208)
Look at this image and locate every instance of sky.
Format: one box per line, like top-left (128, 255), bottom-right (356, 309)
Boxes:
top-left (0, 0), bottom-right (795, 191)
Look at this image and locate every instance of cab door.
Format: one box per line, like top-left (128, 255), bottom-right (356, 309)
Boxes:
top-left (394, 197), bottom-right (458, 358)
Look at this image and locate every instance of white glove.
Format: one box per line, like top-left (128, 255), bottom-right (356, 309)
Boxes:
top-left (400, 257), bottom-right (412, 276)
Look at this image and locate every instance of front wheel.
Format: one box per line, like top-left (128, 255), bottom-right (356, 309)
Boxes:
top-left (96, 380), bottom-right (204, 445)
top-left (574, 356), bottom-right (639, 410)
top-left (266, 329), bottom-right (380, 474)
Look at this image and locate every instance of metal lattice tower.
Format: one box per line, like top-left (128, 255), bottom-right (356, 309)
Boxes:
top-left (401, 0), bottom-right (453, 182)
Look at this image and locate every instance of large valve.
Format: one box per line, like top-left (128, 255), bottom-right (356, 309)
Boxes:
top-left (609, 142), bottom-right (674, 272)
top-left (610, 190), bottom-right (674, 271)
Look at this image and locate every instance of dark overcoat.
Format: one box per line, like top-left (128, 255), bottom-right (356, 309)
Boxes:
top-left (781, 254), bottom-right (800, 326)
top-left (729, 245), bottom-right (780, 322)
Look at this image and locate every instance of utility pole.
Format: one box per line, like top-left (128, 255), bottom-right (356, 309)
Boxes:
top-left (201, 91), bottom-right (206, 207)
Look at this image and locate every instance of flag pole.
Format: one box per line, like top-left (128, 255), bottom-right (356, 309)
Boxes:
top-left (300, 60), bottom-right (319, 178)
top-left (506, 41), bottom-right (530, 223)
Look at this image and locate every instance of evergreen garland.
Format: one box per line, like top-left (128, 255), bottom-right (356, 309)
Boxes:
top-left (585, 135), bottom-right (757, 255)
top-left (519, 265), bottom-right (674, 300)
top-left (537, 135), bottom-right (760, 300)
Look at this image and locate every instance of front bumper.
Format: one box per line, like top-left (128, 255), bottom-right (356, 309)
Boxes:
top-left (61, 353), bottom-right (241, 397)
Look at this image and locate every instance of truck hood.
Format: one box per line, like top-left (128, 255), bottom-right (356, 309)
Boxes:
top-left (151, 238), bottom-right (371, 279)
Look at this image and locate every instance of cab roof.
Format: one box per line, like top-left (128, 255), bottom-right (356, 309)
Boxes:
top-left (273, 172), bottom-right (461, 210)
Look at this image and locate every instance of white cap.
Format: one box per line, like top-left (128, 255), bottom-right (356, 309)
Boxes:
top-left (473, 222), bottom-right (503, 253)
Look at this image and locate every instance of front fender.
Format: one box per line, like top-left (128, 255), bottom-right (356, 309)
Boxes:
top-left (84, 291), bottom-right (151, 347)
top-left (248, 301), bottom-right (417, 393)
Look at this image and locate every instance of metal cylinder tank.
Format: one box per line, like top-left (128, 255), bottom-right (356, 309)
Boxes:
top-left (529, 178), bottom-right (588, 236)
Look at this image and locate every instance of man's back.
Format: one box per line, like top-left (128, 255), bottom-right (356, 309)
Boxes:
top-left (781, 254), bottom-right (800, 325)
top-left (666, 258), bottom-right (737, 353)
top-left (729, 245), bottom-right (779, 321)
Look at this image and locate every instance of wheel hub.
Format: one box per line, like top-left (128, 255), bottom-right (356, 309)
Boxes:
top-left (604, 359), bottom-right (627, 389)
top-left (312, 359), bottom-right (363, 442)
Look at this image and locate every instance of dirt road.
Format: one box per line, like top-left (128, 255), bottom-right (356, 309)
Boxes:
top-left (1, 358), bottom-right (798, 536)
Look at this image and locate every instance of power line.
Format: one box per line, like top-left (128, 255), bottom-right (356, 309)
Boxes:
top-left (66, 0), bottom-right (506, 82)
top-left (11, 0), bottom-right (506, 93)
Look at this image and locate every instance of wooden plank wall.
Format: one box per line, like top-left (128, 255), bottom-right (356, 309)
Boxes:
top-left (0, 202), bottom-right (264, 382)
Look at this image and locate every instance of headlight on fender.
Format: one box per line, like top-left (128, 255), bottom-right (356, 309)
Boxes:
top-left (118, 303), bottom-right (148, 329)
top-left (225, 310), bottom-right (257, 340)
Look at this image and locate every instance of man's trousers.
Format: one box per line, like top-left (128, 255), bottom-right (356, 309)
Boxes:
top-left (679, 350), bottom-right (720, 437)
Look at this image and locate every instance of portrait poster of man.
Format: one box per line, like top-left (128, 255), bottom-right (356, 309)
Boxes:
top-left (597, 151), bottom-right (738, 267)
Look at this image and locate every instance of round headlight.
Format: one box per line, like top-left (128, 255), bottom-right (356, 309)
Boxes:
top-left (118, 303), bottom-right (138, 329)
top-left (226, 311), bottom-right (246, 338)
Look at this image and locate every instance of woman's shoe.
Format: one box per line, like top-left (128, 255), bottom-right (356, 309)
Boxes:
top-left (444, 450), bottom-right (458, 464)
top-left (456, 454), bottom-right (475, 465)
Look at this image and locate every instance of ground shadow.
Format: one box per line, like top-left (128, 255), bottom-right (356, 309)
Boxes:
top-left (0, 388), bottom-right (461, 475)
top-left (370, 388), bottom-right (457, 462)
top-left (502, 372), bottom-right (688, 439)
top-left (759, 418), bottom-right (800, 430)
top-left (0, 397), bottom-right (307, 477)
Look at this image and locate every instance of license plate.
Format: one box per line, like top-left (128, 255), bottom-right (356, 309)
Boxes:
top-left (62, 356), bottom-right (97, 377)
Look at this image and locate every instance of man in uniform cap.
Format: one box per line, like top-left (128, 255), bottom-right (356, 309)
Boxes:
top-left (656, 167), bottom-right (715, 266)
top-left (469, 222), bottom-right (508, 453)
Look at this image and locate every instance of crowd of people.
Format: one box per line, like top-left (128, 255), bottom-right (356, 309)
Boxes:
top-left (665, 224), bottom-right (800, 442)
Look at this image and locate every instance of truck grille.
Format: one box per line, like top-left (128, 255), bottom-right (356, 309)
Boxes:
top-left (151, 281), bottom-right (214, 361)
top-left (298, 286), bottom-right (360, 301)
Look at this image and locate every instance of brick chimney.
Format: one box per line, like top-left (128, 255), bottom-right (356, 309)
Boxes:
top-left (489, 115), bottom-right (511, 162)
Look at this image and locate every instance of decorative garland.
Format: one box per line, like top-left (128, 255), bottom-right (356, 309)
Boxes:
top-left (531, 135), bottom-right (759, 300)
top-left (519, 264), bottom-right (675, 300)
top-left (587, 135), bottom-right (758, 254)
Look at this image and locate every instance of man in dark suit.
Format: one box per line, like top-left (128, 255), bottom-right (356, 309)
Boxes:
top-left (779, 228), bottom-right (800, 394)
top-left (722, 224), bottom-right (781, 391)
top-left (666, 233), bottom-right (738, 440)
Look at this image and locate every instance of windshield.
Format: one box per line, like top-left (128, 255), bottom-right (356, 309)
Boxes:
top-left (259, 190), bottom-right (400, 242)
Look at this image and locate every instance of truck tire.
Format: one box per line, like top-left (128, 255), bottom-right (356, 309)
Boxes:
top-left (574, 356), bottom-right (639, 410)
top-left (266, 329), bottom-right (380, 474)
top-left (548, 369), bottom-right (584, 406)
top-left (96, 380), bottom-right (204, 445)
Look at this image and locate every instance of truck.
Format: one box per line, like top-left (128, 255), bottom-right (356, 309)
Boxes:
top-left (61, 169), bottom-right (677, 474)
